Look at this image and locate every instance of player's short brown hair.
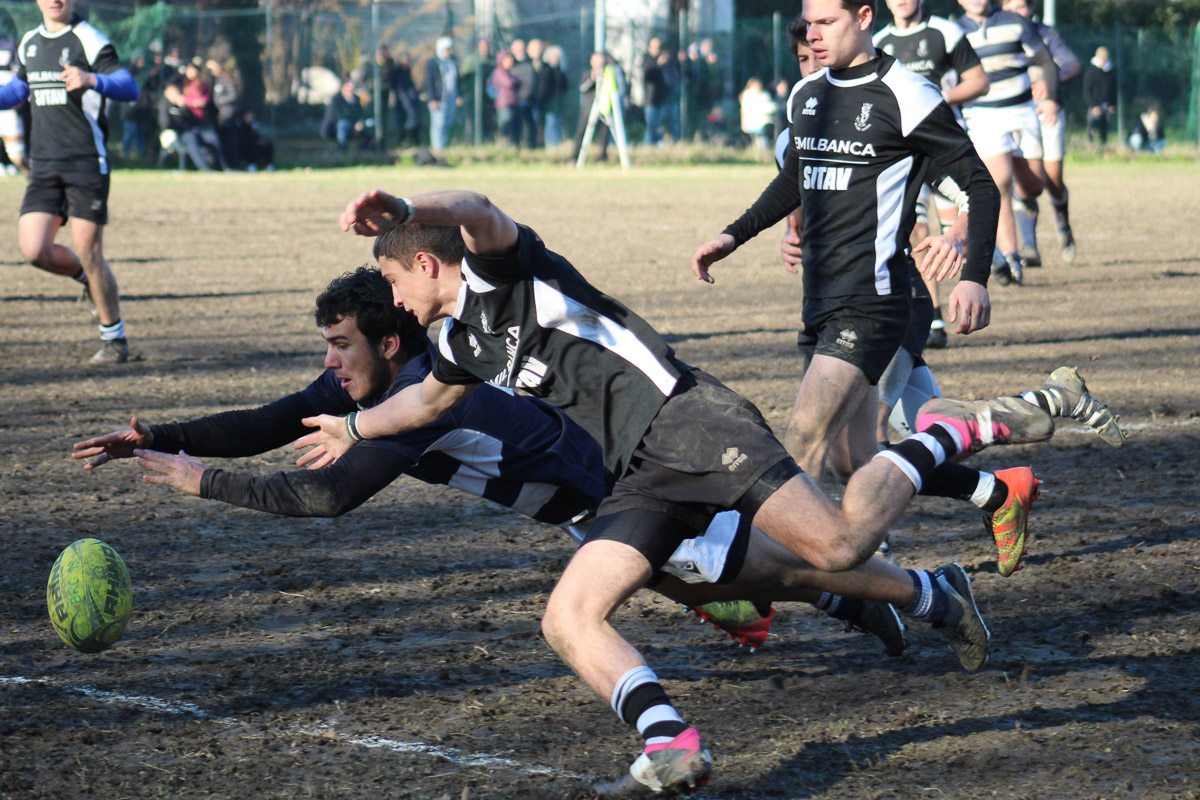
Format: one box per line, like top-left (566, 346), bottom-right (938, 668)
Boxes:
top-left (839, 0), bottom-right (877, 15)
top-left (372, 222), bottom-right (466, 270)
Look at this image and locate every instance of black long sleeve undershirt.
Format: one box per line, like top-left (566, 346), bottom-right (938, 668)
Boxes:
top-left (147, 392), bottom-right (322, 458)
top-left (200, 443), bottom-right (411, 517)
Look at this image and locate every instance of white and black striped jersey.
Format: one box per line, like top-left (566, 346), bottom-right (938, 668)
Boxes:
top-left (873, 15), bottom-right (981, 87)
top-left (17, 16), bottom-right (121, 173)
top-left (0, 35), bottom-right (17, 86)
top-left (432, 225), bottom-right (688, 480)
top-left (956, 7), bottom-right (1050, 109)
top-left (724, 54), bottom-right (998, 296)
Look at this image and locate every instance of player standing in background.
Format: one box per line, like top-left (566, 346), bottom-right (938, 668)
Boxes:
top-left (0, 10), bottom-right (28, 175)
top-left (1001, 0), bottom-right (1080, 263)
top-left (0, 0), bottom-right (139, 363)
top-left (956, 0), bottom-right (1059, 284)
top-left (874, 0), bottom-right (990, 348)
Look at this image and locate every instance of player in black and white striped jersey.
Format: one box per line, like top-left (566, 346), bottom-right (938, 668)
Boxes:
top-left (0, 0), bottom-right (139, 363)
top-left (956, 0), bottom-right (1060, 282)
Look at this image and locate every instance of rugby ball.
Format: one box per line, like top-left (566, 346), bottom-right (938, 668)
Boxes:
top-left (46, 538), bottom-right (133, 653)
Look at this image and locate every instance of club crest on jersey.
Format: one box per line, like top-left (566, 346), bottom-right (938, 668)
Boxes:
top-left (467, 332), bottom-right (482, 357)
top-left (854, 103), bottom-right (873, 132)
top-left (917, 39), bottom-right (929, 57)
top-left (802, 95), bottom-right (818, 116)
top-left (479, 310), bottom-right (494, 334)
top-left (59, 47), bottom-right (71, 66)
top-left (26, 44), bottom-right (37, 59)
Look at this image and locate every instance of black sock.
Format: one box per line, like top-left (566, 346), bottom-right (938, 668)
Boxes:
top-left (920, 460), bottom-right (981, 500)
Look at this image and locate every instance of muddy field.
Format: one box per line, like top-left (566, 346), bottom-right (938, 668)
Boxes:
top-left (1, 162), bottom-right (1199, 799)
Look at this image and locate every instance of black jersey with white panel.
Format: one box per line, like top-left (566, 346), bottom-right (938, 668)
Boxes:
top-left (17, 17), bottom-right (121, 174)
top-left (432, 225), bottom-right (688, 480)
top-left (723, 54), bottom-right (997, 297)
top-left (873, 14), bottom-right (981, 87)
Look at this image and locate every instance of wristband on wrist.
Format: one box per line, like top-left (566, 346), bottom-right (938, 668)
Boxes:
top-left (345, 411), bottom-right (364, 443)
top-left (393, 197), bottom-right (414, 225)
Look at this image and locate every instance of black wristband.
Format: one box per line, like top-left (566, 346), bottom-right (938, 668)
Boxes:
top-left (393, 197), bottom-right (413, 225)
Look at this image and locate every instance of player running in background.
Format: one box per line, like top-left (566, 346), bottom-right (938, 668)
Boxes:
top-left (0, 10), bottom-right (28, 175)
top-left (955, 0), bottom-right (1059, 284)
top-left (1001, 0), bottom-right (1081, 263)
top-left (0, 0), bottom-right (139, 363)
top-left (874, 0), bottom-right (990, 349)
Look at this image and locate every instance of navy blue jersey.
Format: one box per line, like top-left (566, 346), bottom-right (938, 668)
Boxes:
top-left (151, 342), bottom-right (606, 524)
top-left (957, 7), bottom-right (1048, 109)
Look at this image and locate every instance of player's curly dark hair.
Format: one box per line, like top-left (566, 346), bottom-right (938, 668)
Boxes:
top-left (372, 222), bottom-right (466, 269)
top-left (787, 14), bottom-right (807, 56)
top-left (314, 266), bottom-right (428, 356)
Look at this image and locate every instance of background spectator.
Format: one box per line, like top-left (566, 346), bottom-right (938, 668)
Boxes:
top-left (509, 39), bottom-right (536, 148)
top-left (1084, 45), bottom-right (1116, 146)
top-left (738, 76), bottom-right (774, 149)
top-left (392, 52), bottom-right (423, 148)
top-left (642, 37), bottom-right (669, 145)
top-left (122, 53), bottom-right (151, 159)
top-left (322, 78), bottom-right (365, 152)
top-left (572, 51), bottom-right (613, 163)
top-left (205, 59), bottom-right (240, 167)
top-left (424, 37), bottom-right (461, 151)
top-left (237, 109), bottom-right (275, 171)
top-left (490, 50), bottom-right (520, 146)
top-left (164, 61), bottom-right (229, 170)
top-left (460, 37), bottom-right (495, 145)
top-left (541, 45), bottom-right (568, 147)
top-left (1129, 105), bottom-right (1166, 153)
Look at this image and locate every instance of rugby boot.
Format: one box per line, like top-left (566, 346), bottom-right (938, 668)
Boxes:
top-left (844, 599), bottom-right (908, 657)
top-left (594, 727), bottom-right (712, 798)
top-left (1041, 366), bottom-right (1127, 447)
top-left (926, 323), bottom-right (948, 350)
top-left (988, 467), bottom-right (1041, 577)
top-left (991, 248), bottom-right (1014, 286)
top-left (917, 396), bottom-right (1055, 456)
top-left (931, 562), bottom-right (990, 672)
top-left (1053, 196), bottom-right (1077, 263)
top-left (1013, 196), bottom-right (1041, 267)
top-left (89, 338), bottom-right (130, 364)
top-left (690, 600), bottom-right (773, 651)
top-left (1006, 254), bottom-right (1025, 286)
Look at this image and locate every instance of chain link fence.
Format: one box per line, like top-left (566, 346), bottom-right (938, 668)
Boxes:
top-left (1, 2), bottom-right (1196, 153)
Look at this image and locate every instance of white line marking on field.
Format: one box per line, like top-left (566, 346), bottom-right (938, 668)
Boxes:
top-left (0, 675), bottom-right (588, 781)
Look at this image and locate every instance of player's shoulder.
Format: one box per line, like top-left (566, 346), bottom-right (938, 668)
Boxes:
top-left (785, 69), bottom-right (828, 123)
top-left (989, 8), bottom-right (1031, 29)
top-left (926, 15), bottom-right (964, 45)
top-left (18, 27), bottom-right (41, 57)
top-left (872, 25), bottom-right (896, 45)
top-left (70, 19), bottom-right (115, 62)
top-left (879, 58), bottom-right (944, 134)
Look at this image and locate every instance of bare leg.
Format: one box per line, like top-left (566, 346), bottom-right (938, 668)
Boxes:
top-left (826, 381), bottom-right (879, 485)
top-left (783, 355), bottom-right (871, 479)
top-left (1043, 159), bottom-right (1066, 202)
top-left (541, 539), bottom-right (655, 700)
top-left (980, 153), bottom-right (1017, 256)
top-left (70, 218), bottom-right (121, 327)
top-left (1012, 156), bottom-right (1045, 202)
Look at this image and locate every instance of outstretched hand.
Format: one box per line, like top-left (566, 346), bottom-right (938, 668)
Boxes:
top-left (690, 234), bottom-right (736, 284)
top-left (294, 415), bottom-right (355, 470)
top-left (135, 449), bottom-right (206, 496)
top-left (72, 416), bottom-right (154, 469)
top-left (339, 190), bottom-right (408, 236)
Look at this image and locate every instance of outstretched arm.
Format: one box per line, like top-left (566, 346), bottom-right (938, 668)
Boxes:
top-left (294, 372), bottom-right (477, 469)
top-left (72, 416), bottom-right (154, 469)
top-left (340, 189), bottom-right (519, 256)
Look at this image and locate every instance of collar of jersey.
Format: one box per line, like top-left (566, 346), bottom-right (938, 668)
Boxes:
top-left (827, 54), bottom-right (884, 87)
top-left (885, 15), bottom-right (931, 36)
top-left (37, 17), bottom-right (80, 40)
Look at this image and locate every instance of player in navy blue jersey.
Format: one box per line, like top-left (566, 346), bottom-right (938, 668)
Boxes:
top-left (0, 0), bottom-right (139, 363)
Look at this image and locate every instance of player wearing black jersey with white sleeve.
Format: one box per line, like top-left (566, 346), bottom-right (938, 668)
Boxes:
top-left (0, 0), bottom-right (138, 363)
top-left (693, 0), bottom-right (999, 503)
top-left (292, 182), bottom-right (1057, 795)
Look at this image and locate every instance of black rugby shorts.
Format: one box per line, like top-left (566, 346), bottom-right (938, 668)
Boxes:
top-left (797, 293), bottom-right (910, 385)
top-left (21, 171), bottom-right (110, 225)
